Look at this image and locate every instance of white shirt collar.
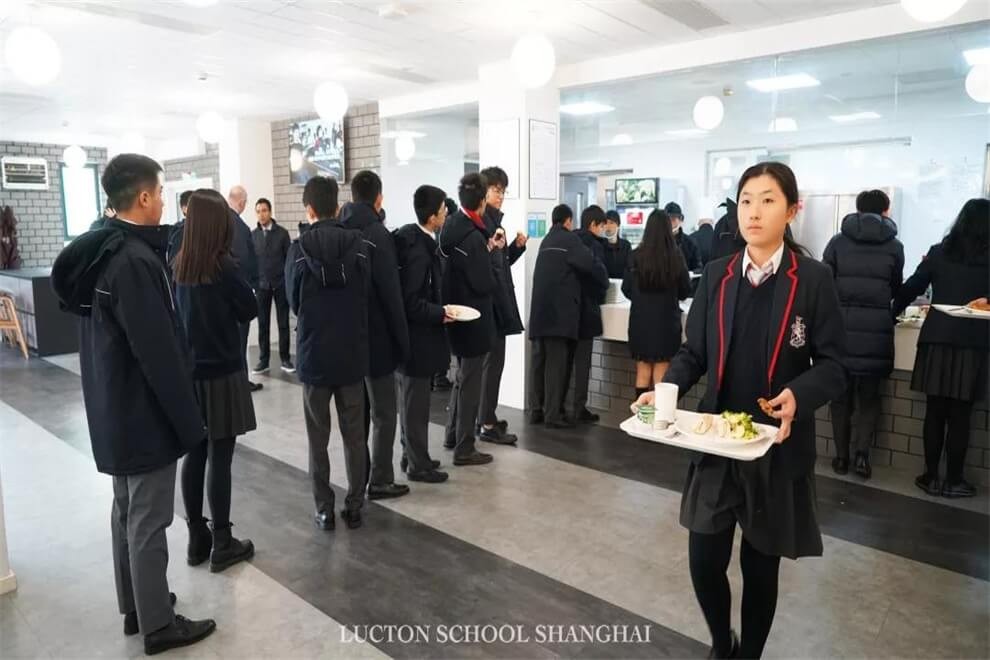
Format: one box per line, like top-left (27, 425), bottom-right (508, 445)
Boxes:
top-left (742, 242), bottom-right (785, 276)
top-left (115, 216), bottom-right (140, 226)
top-left (417, 223), bottom-right (435, 240)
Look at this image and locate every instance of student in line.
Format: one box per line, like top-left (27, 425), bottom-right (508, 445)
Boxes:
top-left (393, 184), bottom-right (454, 483)
top-left (570, 205), bottom-right (610, 423)
top-left (477, 166), bottom-right (527, 445)
top-left (440, 172), bottom-right (498, 466)
top-left (823, 189), bottom-right (904, 479)
top-left (52, 154), bottom-right (216, 654)
top-left (691, 217), bottom-right (716, 267)
top-left (287, 176), bottom-right (371, 530)
top-left (637, 162), bottom-right (846, 658)
top-left (341, 170), bottom-right (411, 500)
top-left (173, 189), bottom-right (258, 573)
top-left (665, 201), bottom-right (701, 272)
top-left (602, 209), bottom-right (632, 279)
top-left (621, 209), bottom-right (691, 398)
top-left (528, 204), bottom-right (595, 429)
top-left (251, 197), bottom-right (294, 375)
top-left (893, 198), bottom-right (989, 499)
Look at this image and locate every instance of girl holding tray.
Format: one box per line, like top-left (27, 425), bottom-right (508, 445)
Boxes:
top-left (635, 162), bottom-right (847, 658)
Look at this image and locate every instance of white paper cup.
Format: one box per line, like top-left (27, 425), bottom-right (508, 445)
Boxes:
top-left (654, 382), bottom-right (678, 430)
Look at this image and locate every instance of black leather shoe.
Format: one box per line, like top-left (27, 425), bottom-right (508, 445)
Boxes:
top-left (575, 408), bottom-right (600, 423)
top-left (186, 519), bottom-right (212, 567)
top-left (854, 453), bottom-right (872, 479)
top-left (249, 382), bottom-right (263, 393)
top-left (545, 418), bottom-right (575, 429)
top-left (144, 614), bottom-right (216, 655)
top-left (707, 629), bottom-right (739, 659)
top-left (340, 508), bottom-right (362, 529)
top-left (314, 510), bottom-right (335, 531)
top-left (209, 525), bottom-right (254, 573)
top-left (408, 469), bottom-right (449, 483)
top-left (831, 456), bottom-right (849, 476)
top-left (479, 426), bottom-right (517, 445)
top-left (453, 451), bottom-right (494, 466)
top-left (942, 479), bottom-right (977, 498)
top-left (368, 483), bottom-right (411, 500)
top-left (915, 472), bottom-right (941, 496)
top-left (124, 593), bottom-right (176, 636)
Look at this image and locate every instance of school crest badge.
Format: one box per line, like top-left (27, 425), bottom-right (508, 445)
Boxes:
top-left (790, 316), bottom-right (806, 349)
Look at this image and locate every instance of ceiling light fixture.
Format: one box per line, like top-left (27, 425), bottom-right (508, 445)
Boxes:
top-left (62, 145), bottom-right (87, 169)
top-left (964, 47), bottom-right (990, 66)
top-left (4, 26), bottom-right (61, 86)
top-left (313, 82), bottom-right (349, 120)
top-left (666, 128), bottom-right (709, 137)
top-left (965, 64), bottom-right (990, 103)
top-left (829, 111), bottom-right (882, 123)
top-left (900, 0), bottom-right (968, 23)
top-left (746, 73), bottom-right (820, 92)
top-left (196, 111), bottom-right (225, 144)
top-left (394, 135), bottom-right (416, 163)
top-left (511, 34), bottom-right (555, 89)
top-left (692, 95), bottom-right (724, 130)
top-left (713, 157), bottom-right (731, 176)
top-left (560, 102), bottom-right (615, 116)
top-left (611, 133), bottom-right (633, 146)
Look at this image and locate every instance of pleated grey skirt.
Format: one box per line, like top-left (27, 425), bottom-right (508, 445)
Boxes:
top-left (193, 370), bottom-right (257, 441)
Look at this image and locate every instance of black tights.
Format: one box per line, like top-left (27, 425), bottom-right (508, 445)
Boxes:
top-left (923, 396), bottom-right (974, 483)
top-left (689, 526), bottom-right (781, 659)
top-left (181, 437), bottom-right (236, 528)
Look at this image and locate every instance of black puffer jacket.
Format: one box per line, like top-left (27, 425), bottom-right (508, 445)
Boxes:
top-left (823, 213), bottom-right (904, 376)
top-left (528, 224), bottom-right (595, 340)
top-left (483, 206), bottom-right (525, 336)
top-left (575, 229), bottom-right (610, 340)
top-left (285, 218), bottom-right (370, 387)
top-left (393, 222), bottom-right (449, 378)
top-left (439, 210), bottom-right (496, 358)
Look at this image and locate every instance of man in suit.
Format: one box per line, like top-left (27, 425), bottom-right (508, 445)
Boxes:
top-left (251, 198), bottom-right (294, 375)
top-left (227, 185), bottom-right (263, 392)
top-left (528, 204), bottom-right (595, 428)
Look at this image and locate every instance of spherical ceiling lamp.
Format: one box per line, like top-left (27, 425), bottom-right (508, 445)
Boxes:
top-left (62, 145), bottom-right (87, 169)
top-left (196, 111), bottom-right (225, 143)
top-left (511, 34), bottom-right (556, 89)
top-left (394, 135), bottom-right (416, 163)
top-left (900, 0), bottom-right (967, 22)
top-left (693, 96), bottom-right (724, 130)
top-left (713, 156), bottom-right (732, 176)
top-left (289, 148), bottom-right (304, 173)
top-left (313, 82), bottom-right (349, 121)
top-left (4, 26), bottom-right (61, 86)
top-left (121, 131), bottom-right (146, 154)
top-left (965, 64), bottom-right (990, 103)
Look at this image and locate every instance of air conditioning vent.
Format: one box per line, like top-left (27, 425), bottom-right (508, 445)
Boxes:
top-left (2, 157), bottom-right (50, 191)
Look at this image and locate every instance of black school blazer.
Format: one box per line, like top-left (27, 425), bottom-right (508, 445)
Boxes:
top-left (664, 246), bottom-right (848, 478)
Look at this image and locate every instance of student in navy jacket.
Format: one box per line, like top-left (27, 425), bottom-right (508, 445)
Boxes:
top-left (173, 189), bottom-right (258, 573)
top-left (341, 171), bottom-right (411, 501)
top-left (394, 185), bottom-right (454, 484)
top-left (570, 205), bottom-right (610, 423)
top-left (286, 176), bottom-right (371, 531)
top-left (638, 162), bottom-right (846, 659)
top-left (602, 210), bottom-right (633, 279)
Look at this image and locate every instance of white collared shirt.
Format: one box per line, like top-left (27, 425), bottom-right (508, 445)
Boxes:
top-left (115, 216), bottom-right (140, 226)
top-left (417, 223), bottom-right (435, 240)
top-left (742, 242), bottom-right (785, 286)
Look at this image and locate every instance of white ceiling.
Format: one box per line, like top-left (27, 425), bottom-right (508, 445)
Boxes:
top-left (0, 0), bottom-right (902, 146)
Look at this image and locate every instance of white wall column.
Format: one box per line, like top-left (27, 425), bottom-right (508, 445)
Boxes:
top-left (478, 61), bottom-right (559, 411)
top-left (0, 466), bottom-right (16, 595)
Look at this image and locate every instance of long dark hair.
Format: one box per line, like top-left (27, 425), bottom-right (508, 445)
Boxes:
top-left (736, 161), bottom-right (808, 256)
top-left (943, 198), bottom-right (989, 264)
top-left (173, 189), bottom-right (232, 285)
top-left (634, 209), bottom-right (683, 291)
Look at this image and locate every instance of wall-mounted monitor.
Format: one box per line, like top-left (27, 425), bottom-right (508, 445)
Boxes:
top-left (289, 118), bottom-right (345, 184)
top-left (614, 177), bottom-right (658, 205)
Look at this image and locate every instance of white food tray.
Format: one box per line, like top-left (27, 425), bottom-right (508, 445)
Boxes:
top-left (620, 410), bottom-right (776, 461)
top-left (932, 304), bottom-right (990, 320)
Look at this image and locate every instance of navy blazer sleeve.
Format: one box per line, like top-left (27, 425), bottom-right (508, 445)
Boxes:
top-left (663, 265), bottom-right (710, 398)
top-left (221, 258), bottom-right (259, 324)
top-left (507, 240), bottom-right (526, 266)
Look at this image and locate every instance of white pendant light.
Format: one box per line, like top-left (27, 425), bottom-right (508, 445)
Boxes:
top-left (196, 111), bottom-right (225, 144)
top-left (4, 26), bottom-right (61, 86)
top-left (62, 145), bottom-right (87, 169)
top-left (511, 34), bottom-right (556, 89)
top-left (713, 157), bottom-right (732, 176)
top-left (121, 132), bottom-right (146, 154)
top-left (768, 117), bottom-right (798, 133)
top-left (900, 0), bottom-right (967, 22)
top-left (693, 96), bottom-right (724, 130)
top-left (965, 64), bottom-right (990, 103)
top-left (394, 135), bottom-right (416, 163)
top-left (313, 82), bottom-right (349, 121)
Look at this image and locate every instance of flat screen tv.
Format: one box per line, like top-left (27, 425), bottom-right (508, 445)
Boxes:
top-left (614, 177), bottom-right (658, 205)
top-left (289, 118), bottom-right (345, 184)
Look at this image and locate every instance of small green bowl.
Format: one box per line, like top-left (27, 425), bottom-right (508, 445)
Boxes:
top-left (637, 404), bottom-right (655, 425)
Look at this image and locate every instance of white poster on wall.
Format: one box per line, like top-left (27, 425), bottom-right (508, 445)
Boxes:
top-left (529, 119), bottom-right (557, 200)
top-left (479, 119), bottom-right (520, 199)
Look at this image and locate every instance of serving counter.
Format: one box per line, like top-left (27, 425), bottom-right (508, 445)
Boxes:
top-left (0, 268), bottom-right (78, 357)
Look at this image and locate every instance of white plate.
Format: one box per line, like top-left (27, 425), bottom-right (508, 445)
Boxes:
top-left (620, 411), bottom-right (775, 461)
top-left (932, 304), bottom-right (990, 320)
top-left (446, 304), bottom-right (480, 322)
top-left (674, 410), bottom-right (771, 446)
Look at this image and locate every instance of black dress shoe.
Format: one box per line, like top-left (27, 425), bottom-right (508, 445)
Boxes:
top-left (124, 593), bottom-right (176, 636)
top-left (368, 482), bottom-right (411, 500)
top-left (186, 518), bottom-right (212, 567)
top-left (453, 451), bottom-right (494, 466)
top-left (249, 382), bottom-right (263, 393)
top-left (144, 614), bottom-right (216, 655)
top-left (707, 629), bottom-right (739, 659)
top-left (545, 418), bottom-right (575, 429)
top-left (575, 408), bottom-right (600, 423)
top-left (853, 453), bottom-right (872, 479)
top-left (479, 426), bottom-right (518, 445)
top-left (340, 508), bottom-right (362, 529)
top-left (314, 510), bottom-right (335, 531)
top-left (528, 411), bottom-right (544, 424)
top-left (942, 479), bottom-right (977, 498)
top-left (915, 472), bottom-right (941, 496)
top-left (209, 525), bottom-right (254, 573)
top-left (408, 469), bottom-right (450, 483)
top-left (831, 456), bottom-right (849, 476)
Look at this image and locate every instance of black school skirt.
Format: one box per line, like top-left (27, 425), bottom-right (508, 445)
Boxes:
top-left (193, 370), bottom-right (257, 441)
top-left (680, 450), bottom-right (823, 560)
top-left (911, 343), bottom-right (988, 402)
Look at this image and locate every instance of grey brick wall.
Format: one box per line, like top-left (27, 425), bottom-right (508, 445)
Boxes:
top-left (162, 144), bottom-right (219, 189)
top-left (270, 103), bottom-right (380, 236)
top-left (0, 141), bottom-right (108, 268)
top-left (589, 338), bottom-right (990, 482)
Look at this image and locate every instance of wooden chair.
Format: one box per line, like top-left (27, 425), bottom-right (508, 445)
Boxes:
top-left (0, 293), bottom-right (28, 359)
